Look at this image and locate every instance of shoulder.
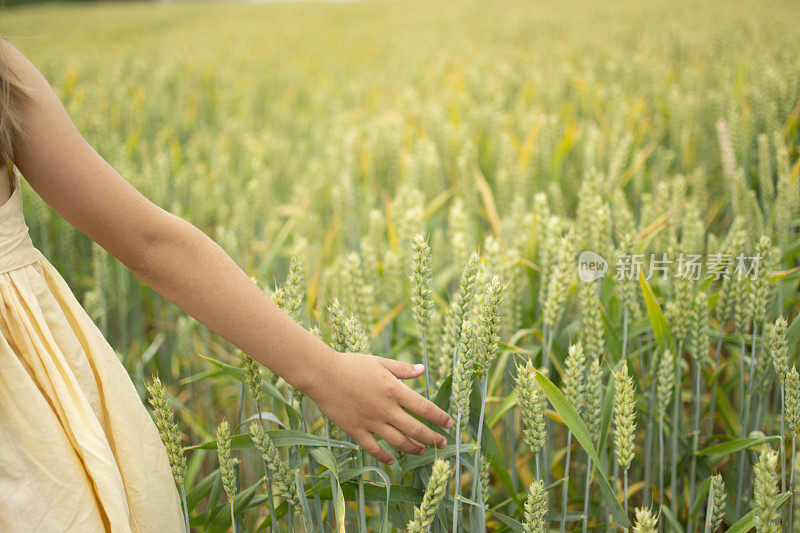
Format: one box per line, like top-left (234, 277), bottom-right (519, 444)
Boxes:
top-left (0, 37), bottom-right (43, 101)
top-left (1, 36), bottom-right (72, 171)
top-left (1, 37), bottom-right (26, 79)
top-left (1, 36), bottom-right (29, 72)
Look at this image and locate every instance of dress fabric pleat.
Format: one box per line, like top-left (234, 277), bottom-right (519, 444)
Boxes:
top-left (0, 164), bottom-right (185, 532)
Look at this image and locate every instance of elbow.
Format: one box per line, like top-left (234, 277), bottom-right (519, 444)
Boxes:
top-left (128, 210), bottom-right (195, 285)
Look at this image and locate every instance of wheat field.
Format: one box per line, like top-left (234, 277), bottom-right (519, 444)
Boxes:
top-left (2, 0), bottom-right (800, 531)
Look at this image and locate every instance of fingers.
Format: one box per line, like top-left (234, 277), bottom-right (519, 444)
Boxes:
top-left (376, 424), bottom-right (425, 455)
top-left (356, 431), bottom-right (395, 465)
top-left (380, 357), bottom-right (425, 379)
top-left (399, 386), bottom-right (455, 430)
top-left (394, 411), bottom-right (448, 449)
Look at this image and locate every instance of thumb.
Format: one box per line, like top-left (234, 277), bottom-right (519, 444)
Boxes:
top-left (382, 358), bottom-right (425, 379)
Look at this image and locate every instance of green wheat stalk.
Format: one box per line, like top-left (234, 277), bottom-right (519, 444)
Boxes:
top-left (410, 232), bottom-right (434, 400)
top-left (560, 341), bottom-right (587, 533)
top-left (470, 275), bottom-right (506, 531)
top-left (613, 360), bottom-right (636, 518)
top-left (656, 348), bottom-right (674, 522)
top-left (688, 291), bottom-right (709, 533)
top-left (450, 320), bottom-right (478, 531)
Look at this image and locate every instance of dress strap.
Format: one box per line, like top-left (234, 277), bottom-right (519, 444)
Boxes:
top-left (5, 156), bottom-right (12, 191)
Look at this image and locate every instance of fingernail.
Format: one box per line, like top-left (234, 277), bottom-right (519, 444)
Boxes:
top-left (445, 418), bottom-right (454, 429)
top-left (438, 439), bottom-right (447, 449)
top-left (413, 364), bottom-right (425, 371)
top-left (388, 458), bottom-right (395, 465)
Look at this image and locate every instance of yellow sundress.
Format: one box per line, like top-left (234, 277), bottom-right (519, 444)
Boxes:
top-left (0, 161), bottom-right (185, 532)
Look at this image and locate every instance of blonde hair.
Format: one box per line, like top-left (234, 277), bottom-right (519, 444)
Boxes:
top-left (0, 35), bottom-right (34, 172)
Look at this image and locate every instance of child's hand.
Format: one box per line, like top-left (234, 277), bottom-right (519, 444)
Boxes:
top-left (305, 352), bottom-right (455, 464)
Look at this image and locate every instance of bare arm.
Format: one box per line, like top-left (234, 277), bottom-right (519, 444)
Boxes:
top-left (2, 38), bottom-right (453, 463)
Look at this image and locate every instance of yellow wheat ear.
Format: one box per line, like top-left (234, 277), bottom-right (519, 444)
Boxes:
top-left (216, 419), bottom-right (237, 502)
top-left (632, 507), bottom-right (658, 533)
top-left (145, 375), bottom-right (187, 487)
top-left (523, 480), bottom-right (548, 533)
top-left (406, 458), bottom-right (451, 533)
top-left (706, 473), bottom-right (727, 532)
top-left (515, 358), bottom-right (546, 456)
top-left (250, 422), bottom-right (301, 514)
top-left (753, 447), bottom-right (780, 533)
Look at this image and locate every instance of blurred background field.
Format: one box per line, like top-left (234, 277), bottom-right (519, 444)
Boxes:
top-left (1, 0), bottom-right (799, 531)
